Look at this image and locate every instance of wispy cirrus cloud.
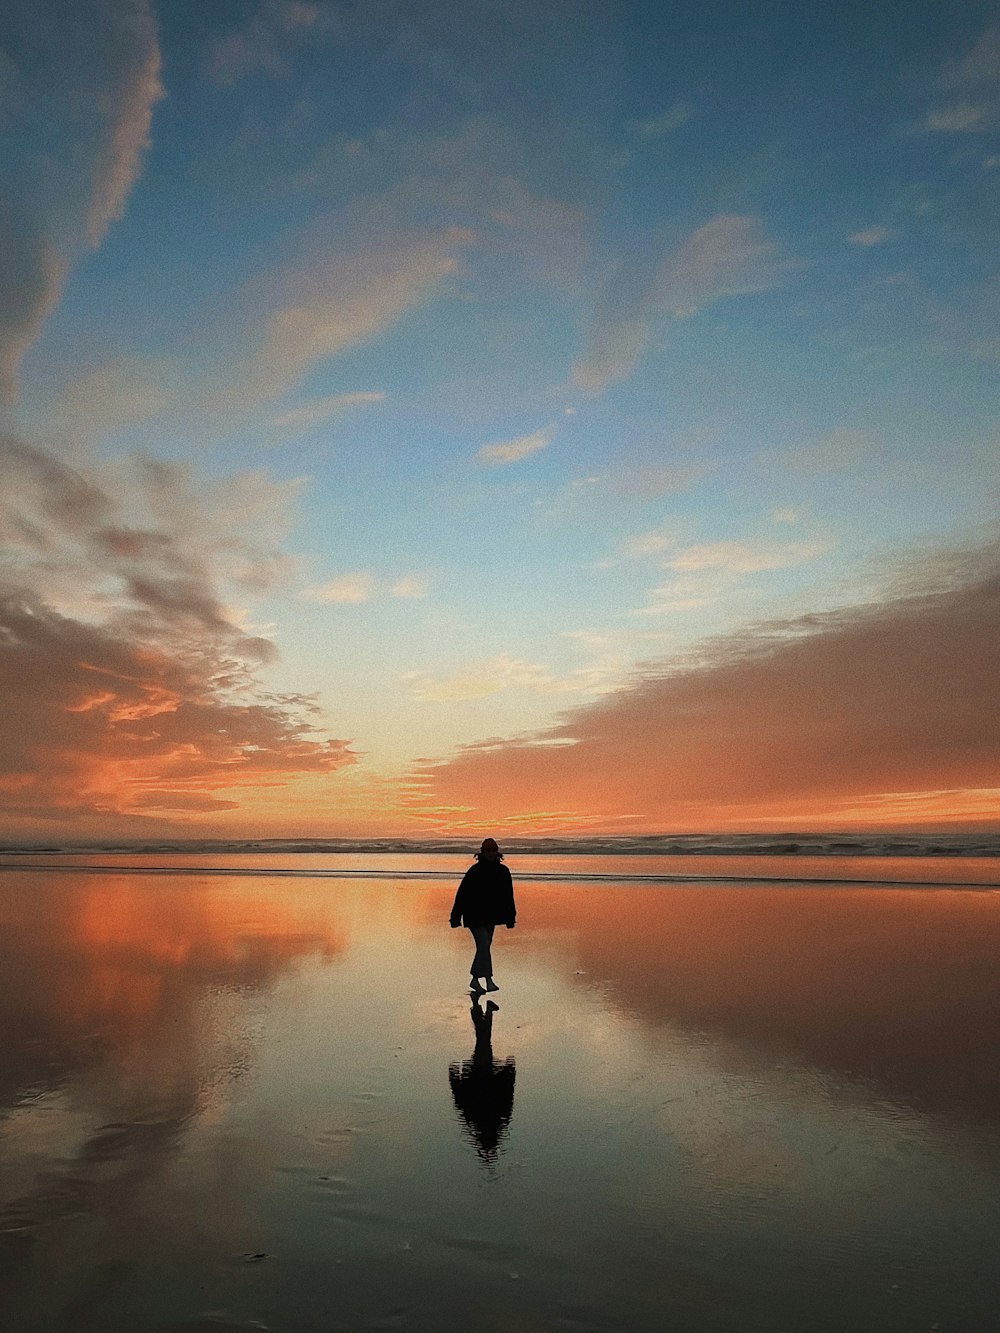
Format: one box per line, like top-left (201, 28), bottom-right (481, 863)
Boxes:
top-left (223, 226), bottom-right (472, 410)
top-left (391, 575), bottom-right (430, 599)
top-left (665, 538), bottom-right (829, 575)
top-left (270, 391), bottom-right (386, 431)
top-left (0, 0), bottom-right (163, 401)
top-left (208, 1), bottom-right (323, 85)
top-left (627, 103), bottom-right (692, 138)
top-left (51, 356), bottom-right (175, 437)
top-left (402, 651), bottom-right (607, 702)
top-left (301, 573), bottom-right (376, 604)
top-left (848, 226), bottom-right (893, 247)
top-left (0, 217), bottom-right (66, 405)
top-left (476, 426), bottom-right (553, 466)
top-left (575, 214), bottom-right (794, 394)
top-left (86, 18), bottom-right (164, 248)
top-left (619, 528), bottom-right (830, 616)
top-left (301, 571), bottom-right (431, 604)
top-left (925, 24), bottom-right (1000, 134)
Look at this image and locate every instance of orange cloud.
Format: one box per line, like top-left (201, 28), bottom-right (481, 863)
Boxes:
top-left (0, 439), bottom-right (352, 833)
top-left (410, 543), bottom-right (1000, 833)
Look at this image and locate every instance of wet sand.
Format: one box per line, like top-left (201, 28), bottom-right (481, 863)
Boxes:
top-left (1, 863), bottom-right (999, 1331)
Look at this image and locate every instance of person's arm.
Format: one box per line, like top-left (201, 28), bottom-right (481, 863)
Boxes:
top-left (450, 871), bottom-right (470, 927)
top-left (504, 866), bottom-right (516, 928)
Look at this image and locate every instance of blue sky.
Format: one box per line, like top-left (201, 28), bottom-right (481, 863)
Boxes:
top-left (1, 0), bottom-right (998, 835)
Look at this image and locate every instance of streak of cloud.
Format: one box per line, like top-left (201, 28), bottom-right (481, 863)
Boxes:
top-left (0, 208), bottom-right (66, 404)
top-left (925, 25), bottom-right (1000, 134)
top-left (301, 573), bottom-right (376, 604)
top-left (270, 391), bottom-right (386, 431)
top-left (225, 227), bottom-right (472, 409)
top-left (0, 0), bottom-right (163, 400)
top-left (848, 226), bottom-right (892, 247)
top-left (476, 426), bottom-right (553, 465)
top-left (208, 0), bottom-right (323, 85)
top-left (574, 214), bottom-right (794, 393)
top-left (627, 104), bottom-right (692, 138)
top-left (85, 9), bottom-right (164, 247)
top-left (52, 356), bottom-right (174, 437)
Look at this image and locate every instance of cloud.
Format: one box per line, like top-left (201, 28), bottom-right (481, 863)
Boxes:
top-left (402, 652), bottom-right (606, 702)
top-left (925, 25), bottom-right (1000, 133)
top-left (0, 207), bottom-right (66, 404)
top-left (391, 575), bottom-right (430, 599)
top-left (575, 214), bottom-right (793, 393)
top-left (488, 177), bottom-right (590, 292)
top-left (0, 436), bottom-right (351, 825)
top-left (848, 226), bottom-right (892, 247)
top-left (228, 227), bottom-right (472, 407)
top-left (85, 14), bottom-right (164, 247)
top-left (619, 530), bottom-right (829, 615)
top-left (51, 356), bottom-right (174, 436)
top-left (665, 538), bottom-right (829, 575)
top-left (476, 426), bottom-right (553, 466)
top-left (208, 1), bottom-right (324, 85)
top-left (0, 0), bottom-right (162, 401)
top-left (627, 104), bottom-right (692, 138)
top-left (301, 571), bottom-right (433, 604)
top-left (270, 391), bottom-right (386, 431)
top-left (301, 573), bottom-right (376, 604)
top-left (623, 528), bottom-right (682, 558)
top-left (410, 540), bottom-right (1000, 832)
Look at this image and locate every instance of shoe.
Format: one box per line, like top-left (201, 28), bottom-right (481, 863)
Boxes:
top-left (470, 980), bottom-right (485, 995)
top-left (484, 979), bottom-right (499, 992)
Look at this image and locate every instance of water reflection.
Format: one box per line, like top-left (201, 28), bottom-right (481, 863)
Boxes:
top-left (0, 871), bottom-right (345, 1327)
top-left (4, 869), bottom-right (1000, 1331)
top-left (449, 1000), bottom-right (516, 1165)
top-left (520, 882), bottom-right (1000, 1124)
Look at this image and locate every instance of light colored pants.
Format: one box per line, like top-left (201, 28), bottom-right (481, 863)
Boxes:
top-left (469, 924), bottom-right (495, 978)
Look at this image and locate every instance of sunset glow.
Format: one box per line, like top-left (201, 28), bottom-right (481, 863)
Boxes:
top-left (1, 1), bottom-right (997, 839)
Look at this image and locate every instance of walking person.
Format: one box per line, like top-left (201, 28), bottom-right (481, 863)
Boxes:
top-left (450, 837), bottom-right (516, 994)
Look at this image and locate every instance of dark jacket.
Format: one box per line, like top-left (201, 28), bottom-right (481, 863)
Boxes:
top-left (450, 859), bottom-right (516, 929)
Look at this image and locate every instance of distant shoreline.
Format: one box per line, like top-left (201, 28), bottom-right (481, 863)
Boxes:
top-left (1, 834), bottom-right (998, 858)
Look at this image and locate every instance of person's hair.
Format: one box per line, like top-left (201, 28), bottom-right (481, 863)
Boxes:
top-left (475, 837), bottom-right (503, 861)
top-left (474, 849), bottom-right (505, 860)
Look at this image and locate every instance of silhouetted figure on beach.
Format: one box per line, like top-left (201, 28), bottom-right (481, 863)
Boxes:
top-left (450, 837), bottom-right (516, 994)
top-left (449, 999), bottom-right (516, 1164)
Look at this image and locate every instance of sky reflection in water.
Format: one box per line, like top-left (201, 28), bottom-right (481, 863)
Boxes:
top-left (1, 866), bottom-right (1000, 1331)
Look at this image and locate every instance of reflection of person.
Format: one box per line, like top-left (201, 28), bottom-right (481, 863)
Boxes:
top-left (449, 837), bottom-right (516, 995)
top-left (449, 1000), bottom-right (516, 1164)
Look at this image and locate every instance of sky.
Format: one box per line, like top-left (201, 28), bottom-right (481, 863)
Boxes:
top-left (0, 0), bottom-right (998, 839)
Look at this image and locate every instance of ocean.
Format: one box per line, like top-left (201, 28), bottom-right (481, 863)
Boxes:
top-left (0, 841), bottom-right (998, 1330)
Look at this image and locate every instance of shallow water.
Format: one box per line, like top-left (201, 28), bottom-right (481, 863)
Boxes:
top-left (2, 865), bottom-right (1000, 1331)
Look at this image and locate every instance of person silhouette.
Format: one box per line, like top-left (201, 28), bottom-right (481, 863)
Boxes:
top-left (448, 999), bottom-right (516, 1165)
top-left (449, 837), bottom-right (516, 995)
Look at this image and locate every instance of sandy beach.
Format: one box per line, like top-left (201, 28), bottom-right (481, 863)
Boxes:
top-left (1, 858), bottom-right (1000, 1331)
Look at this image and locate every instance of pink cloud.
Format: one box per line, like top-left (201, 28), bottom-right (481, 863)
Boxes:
top-left (411, 542), bottom-right (1000, 832)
